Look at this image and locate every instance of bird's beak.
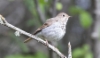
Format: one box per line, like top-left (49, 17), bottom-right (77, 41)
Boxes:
top-left (68, 16), bottom-right (71, 18)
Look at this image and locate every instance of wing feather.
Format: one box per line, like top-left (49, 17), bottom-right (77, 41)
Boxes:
top-left (34, 18), bottom-right (55, 35)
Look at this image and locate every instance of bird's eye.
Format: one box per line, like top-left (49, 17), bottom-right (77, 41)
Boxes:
top-left (63, 15), bottom-right (65, 17)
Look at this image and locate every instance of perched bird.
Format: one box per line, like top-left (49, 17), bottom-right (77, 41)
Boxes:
top-left (24, 12), bottom-right (70, 45)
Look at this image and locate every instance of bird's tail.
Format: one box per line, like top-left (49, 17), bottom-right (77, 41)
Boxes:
top-left (24, 38), bottom-right (32, 43)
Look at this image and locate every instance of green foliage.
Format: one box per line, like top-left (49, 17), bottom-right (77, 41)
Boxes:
top-left (73, 44), bottom-right (93, 58)
top-left (5, 52), bottom-right (48, 58)
top-left (56, 2), bottom-right (63, 10)
top-left (69, 6), bottom-right (93, 29)
top-left (26, 19), bottom-right (35, 27)
top-left (38, 0), bottom-right (47, 14)
top-left (34, 52), bottom-right (48, 58)
top-left (84, 53), bottom-right (93, 58)
top-left (79, 11), bottom-right (93, 29)
top-left (38, 0), bottom-right (46, 5)
top-left (73, 47), bottom-right (84, 57)
top-left (24, 0), bottom-right (37, 16)
top-left (24, 0), bottom-right (42, 27)
top-left (9, 32), bottom-right (29, 53)
top-left (69, 6), bottom-right (82, 15)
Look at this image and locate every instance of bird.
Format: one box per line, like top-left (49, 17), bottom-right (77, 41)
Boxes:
top-left (24, 12), bottom-right (70, 44)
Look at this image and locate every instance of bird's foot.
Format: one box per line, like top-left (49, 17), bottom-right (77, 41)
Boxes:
top-left (45, 39), bottom-right (49, 46)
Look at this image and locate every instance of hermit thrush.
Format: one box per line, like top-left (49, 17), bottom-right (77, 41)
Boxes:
top-left (24, 12), bottom-right (70, 43)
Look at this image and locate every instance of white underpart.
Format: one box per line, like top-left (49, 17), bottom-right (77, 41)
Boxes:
top-left (36, 22), bottom-right (66, 42)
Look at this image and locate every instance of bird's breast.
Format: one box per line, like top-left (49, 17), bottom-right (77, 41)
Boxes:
top-left (37, 22), bottom-right (66, 41)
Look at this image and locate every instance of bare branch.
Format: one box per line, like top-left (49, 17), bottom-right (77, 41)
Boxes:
top-left (91, 0), bottom-right (100, 58)
top-left (34, 0), bottom-right (46, 23)
top-left (52, 0), bottom-right (58, 17)
top-left (68, 42), bottom-right (72, 58)
top-left (0, 14), bottom-right (67, 58)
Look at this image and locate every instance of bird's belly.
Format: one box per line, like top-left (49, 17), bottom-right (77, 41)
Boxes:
top-left (37, 23), bottom-right (65, 41)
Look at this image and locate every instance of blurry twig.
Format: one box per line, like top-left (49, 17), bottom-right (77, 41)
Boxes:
top-left (34, 0), bottom-right (46, 23)
top-left (0, 14), bottom-right (67, 58)
top-left (52, 0), bottom-right (58, 17)
top-left (91, 0), bottom-right (100, 58)
top-left (68, 42), bottom-right (72, 58)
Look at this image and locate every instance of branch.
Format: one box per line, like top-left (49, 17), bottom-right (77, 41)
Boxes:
top-left (91, 0), bottom-right (100, 58)
top-left (68, 42), bottom-right (72, 58)
top-left (52, 0), bottom-right (58, 17)
top-left (0, 14), bottom-right (67, 58)
top-left (34, 0), bottom-right (46, 23)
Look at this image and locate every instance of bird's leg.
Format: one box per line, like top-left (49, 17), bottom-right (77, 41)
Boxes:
top-left (45, 39), bottom-right (49, 46)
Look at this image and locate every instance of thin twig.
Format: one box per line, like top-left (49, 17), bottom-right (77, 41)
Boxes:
top-left (68, 42), bottom-right (72, 58)
top-left (34, 0), bottom-right (46, 23)
top-left (0, 14), bottom-right (67, 58)
top-left (52, 0), bottom-right (58, 17)
top-left (91, 0), bottom-right (100, 58)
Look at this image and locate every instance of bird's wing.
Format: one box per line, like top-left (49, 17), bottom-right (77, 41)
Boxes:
top-left (24, 18), bottom-right (56, 43)
top-left (34, 18), bottom-right (55, 35)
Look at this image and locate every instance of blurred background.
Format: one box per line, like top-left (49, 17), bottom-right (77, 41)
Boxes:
top-left (0, 0), bottom-right (99, 58)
